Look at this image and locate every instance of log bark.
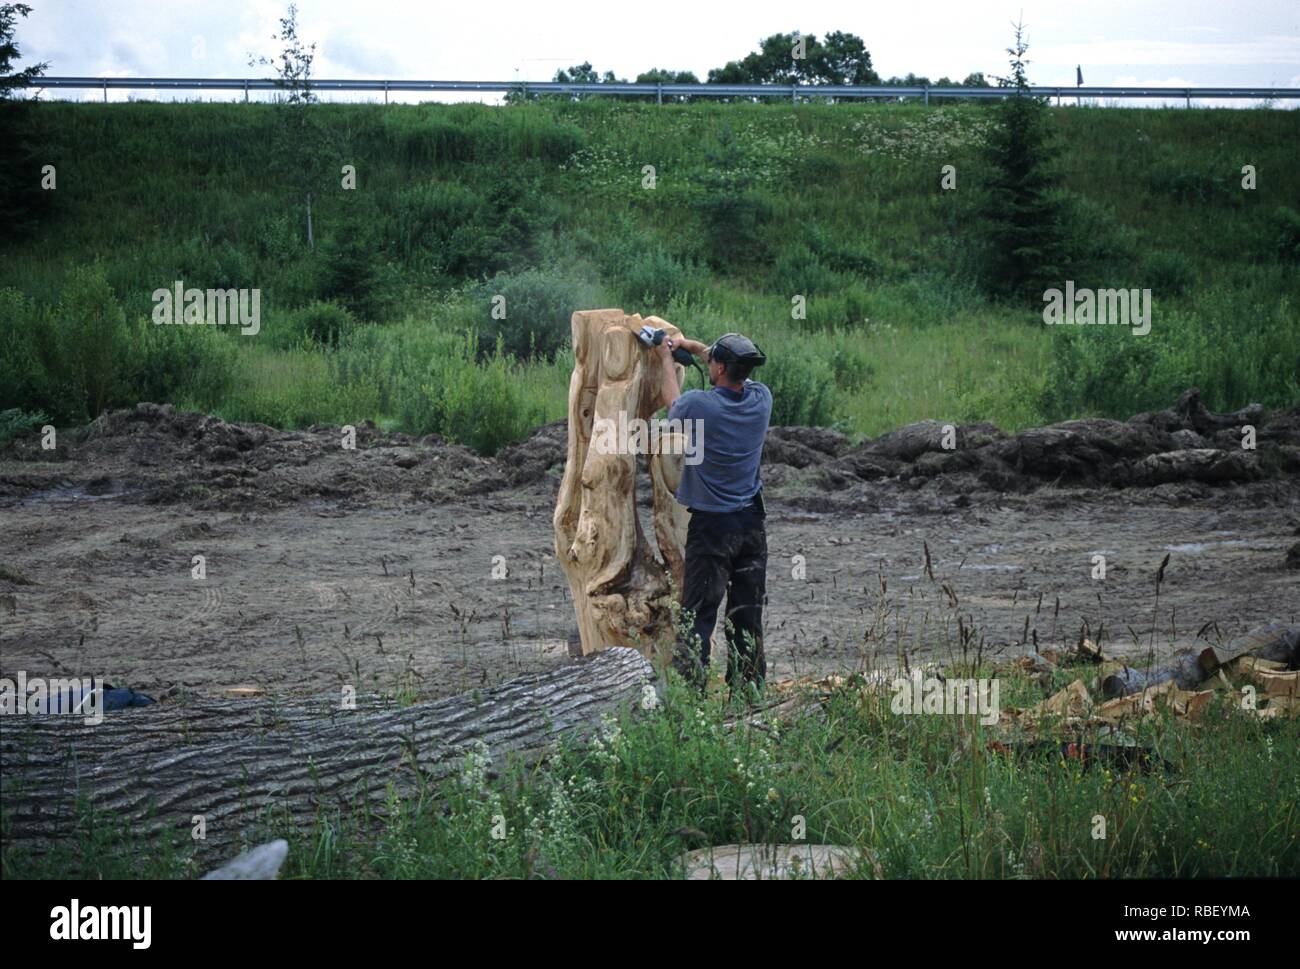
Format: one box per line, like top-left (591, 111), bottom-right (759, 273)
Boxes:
top-left (0, 647), bottom-right (654, 854)
top-left (1102, 623), bottom-right (1299, 698)
top-left (554, 309), bottom-right (690, 666)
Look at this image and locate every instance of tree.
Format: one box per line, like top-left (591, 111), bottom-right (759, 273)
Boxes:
top-left (0, 3), bottom-right (50, 236)
top-left (808, 31), bottom-right (878, 85)
top-left (554, 61), bottom-right (599, 85)
top-left (635, 67), bottom-right (699, 102)
top-left (708, 31), bottom-right (878, 91)
top-left (249, 3), bottom-right (327, 250)
top-left (978, 20), bottom-right (1068, 298)
top-left (0, 1), bottom-right (44, 97)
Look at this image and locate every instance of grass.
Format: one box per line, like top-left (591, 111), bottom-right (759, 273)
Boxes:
top-left (4, 663), bottom-right (1296, 880)
top-left (2, 99), bottom-right (1297, 451)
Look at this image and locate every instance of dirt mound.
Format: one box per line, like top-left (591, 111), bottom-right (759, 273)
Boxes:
top-left (1, 390), bottom-right (1295, 510)
top-left (0, 402), bottom-right (506, 510)
top-left (495, 419), bottom-right (569, 486)
top-left (812, 389), bottom-right (1298, 496)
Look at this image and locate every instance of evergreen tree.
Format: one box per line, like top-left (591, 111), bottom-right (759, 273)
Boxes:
top-left (0, 3), bottom-right (50, 237)
top-left (979, 21), bottom-right (1067, 298)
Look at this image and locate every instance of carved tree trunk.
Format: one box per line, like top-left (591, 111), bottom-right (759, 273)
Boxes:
top-left (554, 310), bottom-right (691, 665)
top-left (0, 648), bottom-right (654, 855)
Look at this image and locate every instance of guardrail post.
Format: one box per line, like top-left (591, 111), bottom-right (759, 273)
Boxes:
top-left (244, 80), bottom-right (249, 103)
top-left (923, 85), bottom-right (929, 106)
top-left (1185, 88), bottom-right (1191, 108)
top-left (656, 82), bottom-right (662, 105)
top-left (384, 80), bottom-right (389, 105)
top-left (102, 79), bottom-right (107, 103)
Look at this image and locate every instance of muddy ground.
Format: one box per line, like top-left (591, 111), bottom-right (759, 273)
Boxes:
top-left (1, 391), bottom-right (1297, 701)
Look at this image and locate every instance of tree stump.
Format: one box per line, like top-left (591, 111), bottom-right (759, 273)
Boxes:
top-left (554, 310), bottom-right (691, 666)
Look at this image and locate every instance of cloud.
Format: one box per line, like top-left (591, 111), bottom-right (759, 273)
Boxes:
top-left (321, 33), bottom-right (405, 77)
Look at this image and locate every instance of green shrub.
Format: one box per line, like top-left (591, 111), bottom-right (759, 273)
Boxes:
top-left (473, 269), bottom-right (604, 361)
top-left (770, 242), bottom-right (841, 298)
top-left (588, 221), bottom-right (704, 307)
top-left (0, 287), bottom-right (58, 416)
top-left (432, 334), bottom-right (546, 455)
top-left (0, 408), bottom-right (48, 445)
top-left (759, 349), bottom-right (838, 427)
top-left (1142, 250), bottom-right (1196, 298)
top-left (1039, 291), bottom-right (1300, 420)
top-left (801, 223), bottom-right (879, 277)
top-left (321, 198), bottom-right (394, 322)
top-left (53, 266), bottom-right (131, 421)
top-left (130, 317), bottom-right (235, 410)
top-left (287, 300), bottom-right (359, 348)
top-left (1271, 205), bottom-right (1300, 263)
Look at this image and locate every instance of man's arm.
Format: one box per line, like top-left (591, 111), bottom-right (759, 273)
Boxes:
top-left (654, 338), bottom-right (683, 411)
top-left (654, 334), bottom-right (706, 411)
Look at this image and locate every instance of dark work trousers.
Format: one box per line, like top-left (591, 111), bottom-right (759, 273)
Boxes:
top-left (673, 503), bottom-right (768, 693)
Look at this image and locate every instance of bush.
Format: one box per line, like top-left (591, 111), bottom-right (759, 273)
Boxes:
top-left (759, 350), bottom-right (838, 427)
top-left (288, 300), bottom-right (359, 348)
top-left (175, 236), bottom-right (258, 291)
top-left (1039, 291), bottom-right (1300, 420)
top-left (432, 334), bottom-right (546, 455)
top-left (801, 223), bottom-right (879, 277)
top-left (52, 266), bottom-right (131, 421)
top-left (1271, 205), bottom-right (1300, 263)
top-left (770, 242), bottom-right (841, 298)
top-left (0, 408), bottom-right (48, 445)
top-left (1142, 250), bottom-right (1197, 299)
top-left (0, 287), bottom-right (58, 417)
top-left (130, 319), bottom-right (235, 412)
top-left (473, 269), bottom-right (604, 361)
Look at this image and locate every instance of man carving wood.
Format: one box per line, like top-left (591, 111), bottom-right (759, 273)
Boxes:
top-left (651, 330), bottom-right (772, 696)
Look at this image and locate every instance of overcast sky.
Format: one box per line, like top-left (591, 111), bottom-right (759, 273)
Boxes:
top-left (14, 0), bottom-right (1300, 104)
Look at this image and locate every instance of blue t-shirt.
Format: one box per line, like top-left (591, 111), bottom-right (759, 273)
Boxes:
top-left (667, 380), bottom-right (772, 513)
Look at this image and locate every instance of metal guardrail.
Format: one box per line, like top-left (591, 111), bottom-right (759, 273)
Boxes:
top-left (31, 77), bottom-right (1300, 106)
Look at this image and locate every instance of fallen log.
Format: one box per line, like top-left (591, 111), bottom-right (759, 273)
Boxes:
top-left (0, 647), bottom-right (654, 855)
top-left (1102, 623), bottom-right (1299, 699)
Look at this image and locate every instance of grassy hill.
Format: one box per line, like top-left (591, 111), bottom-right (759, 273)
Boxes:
top-left (2, 98), bottom-right (1298, 452)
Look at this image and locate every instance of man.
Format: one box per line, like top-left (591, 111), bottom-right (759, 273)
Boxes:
top-left (652, 331), bottom-right (772, 696)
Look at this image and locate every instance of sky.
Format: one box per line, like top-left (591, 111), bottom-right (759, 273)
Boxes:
top-left (13, 0), bottom-right (1300, 106)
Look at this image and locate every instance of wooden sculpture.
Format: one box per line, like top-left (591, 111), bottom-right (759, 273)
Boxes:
top-left (554, 309), bottom-right (692, 665)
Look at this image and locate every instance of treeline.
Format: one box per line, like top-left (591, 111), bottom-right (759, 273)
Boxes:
top-left (508, 30), bottom-right (992, 102)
